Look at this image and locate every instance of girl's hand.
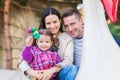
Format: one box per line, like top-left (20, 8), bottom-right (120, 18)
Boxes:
top-left (26, 36), bottom-right (33, 46)
top-left (38, 69), bottom-right (53, 80)
top-left (40, 66), bottom-right (61, 80)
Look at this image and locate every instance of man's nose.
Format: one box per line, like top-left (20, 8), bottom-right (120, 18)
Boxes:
top-left (68, 26), bottom-right (73, 31)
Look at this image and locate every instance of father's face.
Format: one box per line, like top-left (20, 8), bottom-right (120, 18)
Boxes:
top-left (63, 14), bottom-right (84, 38)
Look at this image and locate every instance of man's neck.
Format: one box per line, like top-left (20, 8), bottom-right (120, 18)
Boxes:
top-left (75, 36), bottom-right (83, 39)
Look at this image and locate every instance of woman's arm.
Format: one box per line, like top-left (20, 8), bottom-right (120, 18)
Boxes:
top-left (57, 39), bottom-right (74, 68)
top-left (18, 60), bottom-right (44, 79)
top-left (18, 59), bottom-right (31, 75)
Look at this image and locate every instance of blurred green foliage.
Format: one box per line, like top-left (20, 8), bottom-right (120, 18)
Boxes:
top-left (0, 0), bottom-right (29, 8)
top-left (108, 23), bottom-right (120, 40)
top-left (0, 0), bottom-right (4, 8)
top-left (12, 0), bottom-right (28, 6)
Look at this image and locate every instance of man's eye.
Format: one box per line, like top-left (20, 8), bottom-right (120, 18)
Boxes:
top-left (65, 25), bottom-right (68, 28)
top-left (71, 23), bottom-right (75, 26)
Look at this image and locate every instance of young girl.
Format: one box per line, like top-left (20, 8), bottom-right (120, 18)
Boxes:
top-left (22, 27), bottom-right (61, 80)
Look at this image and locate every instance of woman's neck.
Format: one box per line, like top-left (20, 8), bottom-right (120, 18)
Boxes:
top-left (53, 32), bottom-right (60, 38)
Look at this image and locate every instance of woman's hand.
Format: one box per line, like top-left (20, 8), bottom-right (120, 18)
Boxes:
top-left (26, 36), bottom-right (33, 46)
top-left (25, 69), bottom-right (44, 80)
top-left (40, 69), bottom-right (53, 80)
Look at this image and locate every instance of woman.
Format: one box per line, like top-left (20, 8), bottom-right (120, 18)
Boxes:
top-left (18, 7), bottom-right (74, 80)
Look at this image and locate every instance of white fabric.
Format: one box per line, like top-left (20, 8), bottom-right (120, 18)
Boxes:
top-left (76, 0), bottom-right (120, 80)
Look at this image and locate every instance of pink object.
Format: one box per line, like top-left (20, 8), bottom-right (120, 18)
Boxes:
top-left (26, 27), bottom-right (32, 33)
top-left (101, 0), bottom-right (119, 22)
top-left (118, 0), bottom-right (120, 7)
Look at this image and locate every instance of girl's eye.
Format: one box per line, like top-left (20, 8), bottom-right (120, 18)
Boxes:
top-left (46, 41), bottom-right (49, 43)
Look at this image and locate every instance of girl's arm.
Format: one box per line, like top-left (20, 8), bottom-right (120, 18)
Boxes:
top-left (22, 46), bottom-right (33, 63)
top-left (18, 36), bottom-right (39, 78)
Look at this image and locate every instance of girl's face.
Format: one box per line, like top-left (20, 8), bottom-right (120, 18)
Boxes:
top-left (36, 35), bottom-right (53, 51)
top-left (45, 14), bottom-right (61, 35)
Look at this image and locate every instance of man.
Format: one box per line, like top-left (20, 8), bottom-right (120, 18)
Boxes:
top-left (58, 8), bottom-right (84, 80)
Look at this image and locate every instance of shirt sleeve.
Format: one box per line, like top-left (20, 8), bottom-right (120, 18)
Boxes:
top-left (56, 39), bottom-right (74, 68)
top-left (18, 60), bottom-right (31, 77)
top-left (22, 46), bottom-right (33, 63)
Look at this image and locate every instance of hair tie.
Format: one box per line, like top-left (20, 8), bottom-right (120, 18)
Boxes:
top-left (26, 27), bottom-right (40, 40)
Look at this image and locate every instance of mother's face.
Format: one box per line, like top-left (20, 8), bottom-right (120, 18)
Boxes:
top-left (45, 14), bottom-right (61, 35)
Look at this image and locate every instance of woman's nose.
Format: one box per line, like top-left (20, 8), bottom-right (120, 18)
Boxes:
top-left (50, 23), bottom-right (55, 28)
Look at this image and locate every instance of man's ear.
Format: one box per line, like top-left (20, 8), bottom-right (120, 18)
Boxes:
top-left (80, 18), bottom-right (84, 23)
top-left (80, 18), bottom-right (83, 21)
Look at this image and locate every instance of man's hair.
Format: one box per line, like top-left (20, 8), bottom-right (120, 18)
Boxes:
top-left (62, 8), bottom-right (81, 20)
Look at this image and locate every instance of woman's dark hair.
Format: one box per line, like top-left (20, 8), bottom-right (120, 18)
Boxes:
top-left (32, 29), bottom-right (59, 49)
top-left (39, 7), bottom-right (64, 32)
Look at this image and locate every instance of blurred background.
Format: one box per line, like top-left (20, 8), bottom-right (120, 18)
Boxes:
top-left (0, 0), bottom-right (120, 70)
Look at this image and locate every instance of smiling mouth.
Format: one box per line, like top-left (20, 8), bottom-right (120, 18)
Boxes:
top-left (42, 47), bottom-right (47, 48)
top-left (51, 29), bottom-right (56, 32)
top-left (71, 32), bottom-right (75, 35)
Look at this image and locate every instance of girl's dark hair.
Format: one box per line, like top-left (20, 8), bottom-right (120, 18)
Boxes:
top-left (32, 29), bottom-right (59, 49)
top-left (39, 7), bottom-right (64, 32)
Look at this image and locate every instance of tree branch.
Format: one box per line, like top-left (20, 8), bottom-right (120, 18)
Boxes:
top-left (10, 1), bottom-right (42, 12)
top-left (0, 8), bottom-right (4, 12)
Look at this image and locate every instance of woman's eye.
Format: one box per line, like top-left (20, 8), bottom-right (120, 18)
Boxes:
top-left (46, 22), bottom-right (50, 25)
top-left (53, 21), bottom-right (57, 23)
top-left (40, 41), bottom-right (43, 43)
